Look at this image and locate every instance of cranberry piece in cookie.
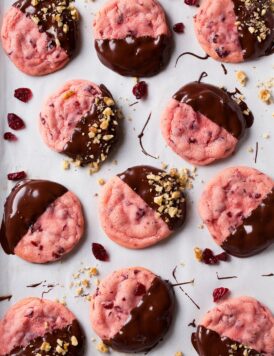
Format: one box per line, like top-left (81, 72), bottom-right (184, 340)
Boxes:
top-left (90, 267), bottom-right (174, 353)
top-left (199, 166), bottom-right (274, 257)
top-left (0, 179), bottom-right (84, 263)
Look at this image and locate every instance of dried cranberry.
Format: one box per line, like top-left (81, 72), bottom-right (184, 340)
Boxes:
top-left (216, 252), bottom-right (229, 262)
top-left (92, 243), bottom-right (109, 262)
top-left (134, 283), bottom-right (146, 296)
top-left (103, 301), bottom-right (113, 309)
top-left (3, 132), bottom-right (17, 141)
top-left (7, 171), bottom-right (27, 181)
top-left (132, 81), bottom-right (148, 100)
top-left (14, 88), bottom-right (33, 103)
top-left (7, 114), bottom-right (25, 130)
top-left (173, 23), bottom-right (185, 33)
top-left (202, 248), bottom-right (218, 265)
top-left (213, 287), bottom-right (229, 302)
top-left (184, 0), bottom-right (198, 5)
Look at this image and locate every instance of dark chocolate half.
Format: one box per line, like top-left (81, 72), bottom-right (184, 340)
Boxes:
top-left (118, 165), bottom-right (186, 231)
top-left (104, 277), bottom-right (174, 353)
top-left (62, 85), bottom-right (120, 166)
top-left (7, 319), bottom-right (85, 355)
top-left (192, 325), bottom-right (260, 356)
top-left (173, 82), bottom-right (253, 139)
top-left (233, 0), bottom-right (274, 60)
top-left (0, 179), bottom-right (67, 255)
top-left (222, 188), bottom-right (274, 257)
top-left (13, 0), bottom-right (79, 56)
top-left (95, 35), bottom-right (172, 77)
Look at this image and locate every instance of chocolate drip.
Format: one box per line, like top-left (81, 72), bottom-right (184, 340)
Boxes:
top-left (0, 295), bottom-right (12, 302)
top-left (13, 0), bottom-right (78, 56)
top-left (118, 166), bottom-right (186, 231)
top-left (233, 0), bottom-right (274, 60)
top-left (0, 180), bottom-right (67, 254)
top-left (192, 325), bottom-right (260, 355)
top-left (173, 82), bottom-right (253, 139)
top-left (63, 85), bottom-right (119, 165)
top-left (7, 320), bottom-right (85, 355)
top-left (105, 277), bottom-right (174, 353)
top-left (222, 188), bottom-right (274, 257)
top-left (95, 35), bottom-right (172, 77)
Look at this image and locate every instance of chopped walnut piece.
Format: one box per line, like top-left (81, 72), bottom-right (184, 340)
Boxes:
top-left (235, 71), bottom-right (247, 86)
top-left (194, 247), bottom-right (203, 261)
top-left (71, 335), bottom-right (78, 346)
top-left (259, 89), bottom-right (272, 104)
top-left (96, 341), bottom-right (109, 353)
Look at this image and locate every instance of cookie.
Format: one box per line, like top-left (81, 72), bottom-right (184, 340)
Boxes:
top-left (0, 297), bottom-right (85, 355)
top-left (1, 0), bottom-right (79, 76)
top-left (90, 267), bottom-right (174, 353)
top-left (199, 166), bottom-right (274, 257)
top-left (99, 165), bottom-right (187, 249)
top-left (39, 80), bottom-right (121, 169)
top-left (0, 179), bottom-right (84, 263)
top-left (194, 0), bottom-right (274, 63)
top-left (192, 296), bottom-right (274, 355)
top-left (93, 0), bottom-right (172, 77)
top-left (161, 82), bottom-right (253, 166)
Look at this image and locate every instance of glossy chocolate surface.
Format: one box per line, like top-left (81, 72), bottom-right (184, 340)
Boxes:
top-left (95, 35), bottom-right (172, 77)
top-left (63, 85), bottom-right (120, 166)
top-left (105, 277), bottom-right (174, 353)
top-left (118, 165), bottom-right (186, 230)
top-left (0, 180), bottom-right (67, 254)
top-left (13, 0), bottom-right (78, 56)
top-left (222, 188), bottom-right (274, 257)
top-left (7, 320), bottom-right (85, 355)
top-left (233, 0), bottom-right (274, 59)
top-left (192, 325), bottom-right (260, 355)
top-left (173, 82), bottom-right (253, 139)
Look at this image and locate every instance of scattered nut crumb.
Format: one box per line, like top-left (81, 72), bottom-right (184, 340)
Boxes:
top-left (235, 71), bottom-right (247, 86)
top-left (62, 160), bottom-right (70, 170)
top-left (259, 88), bottom-right (272, 104)
top-left (194, 247), bottom-right (203, 262)
top-left (96, 341), bottom-right (109, 353)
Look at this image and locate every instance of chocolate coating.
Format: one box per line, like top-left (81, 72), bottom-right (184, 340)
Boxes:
top-left (233, 0), bottom-right (274, 59)
top-left (95, 35), bottom-right (172, 77)
top-left (173, 82), bottom-right (253, 139)
top-left (13, 0), bottom-right (78, 56)
top-left (0, 180), bottom-right (67, 255)
top-left (105, 277), bottom-right (174, 353)
top-left (63, 85), bottom-right (120, 166)
top-left (7, 320), bottom-right (85, 355)
top-left (192, 325), bottom-right (259, 356)
top-left (118, 165), bottom-right (186, 231)
top-left (222, 188), bottom-right (274, 257)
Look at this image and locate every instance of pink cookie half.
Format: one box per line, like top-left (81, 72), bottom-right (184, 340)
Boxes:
top-left (93, 0), bottom-right (172, 77)
top-left (99, 166), bottom-right (186, 249)
top-left (192, 296), bottom-right (274, 355)
top-left (0, 180), bottom-right (84, 263)
top-left (0, 297), bottom-right (84, 355)
top-left (194, 0), bottom-right (274, 63)
top-left (39, 79), bottom-right (120, 167)
top-left (90, 267), bottom-right (174, 353)
top-left (199, 166), bottom-right (274, 257)
top-left (1, 1), bottom-right (79, 76)
top-left (161, 82), bottom-right (252, 166)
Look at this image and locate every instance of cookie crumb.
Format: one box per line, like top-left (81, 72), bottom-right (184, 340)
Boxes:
top-left (96, 341), bottom-right (109, 353)
top-left (98, 178), bottom-right (105, 186)
top-left (259, 88), bottom-right (272, 104)
top-left (235, 71), bottom-right (247, 86)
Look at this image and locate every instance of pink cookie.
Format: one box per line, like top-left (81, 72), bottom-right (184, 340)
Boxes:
top-left (1, 1), bottom-right (79, 76)
top-left (199, 166), bottom-right (274, 257)
top-left (39, 79), bottom-right (121, 168)
top-left (0, 297), bottom-right (84, 355)
top-left (0, 179), bottom-right (84, 263)
top-left (161, 82), bottom-right (253, 166)
top-left (192, 296), bottom-right (274, 355)
top-left (194, 0), bottom-right (274, 63)
top-left (99, 166), bottom-right (186, 249)
top-left (90, 267), bottom-right (174, 353)
top-left (93, 0), bottom-right (172, 77)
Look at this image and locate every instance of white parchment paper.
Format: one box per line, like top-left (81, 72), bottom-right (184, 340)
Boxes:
top-left (0, 0), bottom-right (274, 355)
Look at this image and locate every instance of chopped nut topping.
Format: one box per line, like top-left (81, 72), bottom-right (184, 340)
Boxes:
top-left (96, 341), bottom-right (109, 353)
top-left (40, 341), bottom-right (51, 352)
top-left (71, 335), bottom-right (78, 346)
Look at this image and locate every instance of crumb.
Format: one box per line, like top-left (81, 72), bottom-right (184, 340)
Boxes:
top-left (62, 160), bottom-right (70, 170)
top-left (98, 178), bottom-right (105, 186)
top-left (235, 71), bottom-right (247, 86)
top-left (194, 247), bottom-right (203, 262)
top-left (96, 341), bottom-right (109, 353)
top-left (262, 132), bottom-right (270, 139)
top-left (175, 352), bottom-right (183, 356)
top-left (259, 88), bottom-right (272, 104)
